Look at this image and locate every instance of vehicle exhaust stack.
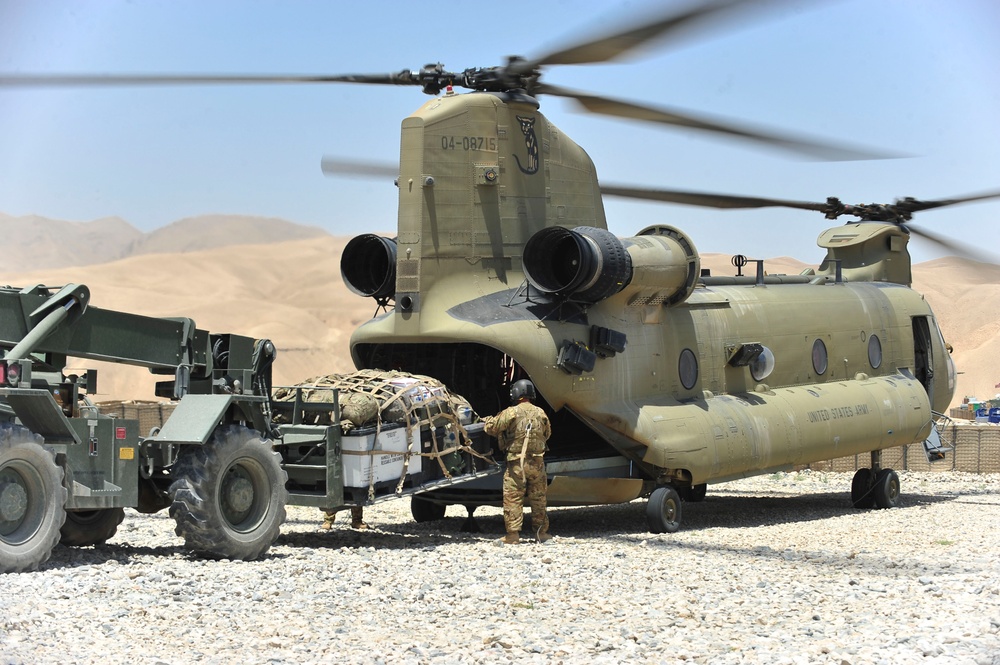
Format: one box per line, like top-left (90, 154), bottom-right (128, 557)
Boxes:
top-left (340, 234), bottom-right (397, 300)
top-left (522, 225), bottom-right (699, 306)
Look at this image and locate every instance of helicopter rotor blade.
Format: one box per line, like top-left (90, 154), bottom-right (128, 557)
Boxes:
top-left (539, 83), bottom-right (897, 161)
top-left (599, 184), bottom-right (830, 212)
top-left (603, 182), bottom-right (1000, 262)
top-left (513, 0), bottom-right (786, 72)
top-left (903, 224), bottom-right (999, 264)
top-left (891, 189), bottom-right (1000, 216)
top-left (0, 72), bottom-right (424, 88)
top-left (320, 157), bottom-right (398, 178)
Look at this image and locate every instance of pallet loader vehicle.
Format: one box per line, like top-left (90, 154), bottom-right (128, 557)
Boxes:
top-left (0, 283), bottom-right (496, 573)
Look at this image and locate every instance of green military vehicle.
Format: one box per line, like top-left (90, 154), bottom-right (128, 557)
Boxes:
top-left (0, 283), bottom-right (496, 573)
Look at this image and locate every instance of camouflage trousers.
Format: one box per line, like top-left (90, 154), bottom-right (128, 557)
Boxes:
top-left (321, 506), bottom-right (364, 527)
top-left (502, 457), bottom-right (548, 534)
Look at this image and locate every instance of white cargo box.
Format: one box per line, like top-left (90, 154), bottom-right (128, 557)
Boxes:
top-left (342, 425), bottom-right (420, 488)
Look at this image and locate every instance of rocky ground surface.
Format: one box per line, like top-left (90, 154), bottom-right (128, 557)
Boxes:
top-left (3, 470), bottom-right (1000, 665)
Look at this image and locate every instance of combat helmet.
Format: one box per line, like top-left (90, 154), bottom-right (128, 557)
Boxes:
top-left (510, 379), bottom-right (536, 404)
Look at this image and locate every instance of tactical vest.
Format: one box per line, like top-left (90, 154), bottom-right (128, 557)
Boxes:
top-left (503, 402), bottom-right (549, 458)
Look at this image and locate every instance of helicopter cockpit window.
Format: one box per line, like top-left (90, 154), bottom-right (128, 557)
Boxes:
top-left (868, 334), bottom-right (883, 369)
top-left (678, 348), bottom-right (698, 390)
top-left (811, 339), bottom-right (828, 375)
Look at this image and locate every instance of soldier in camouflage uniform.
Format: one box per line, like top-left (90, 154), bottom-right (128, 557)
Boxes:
top-left (483, 379), bottom-right (552, 544)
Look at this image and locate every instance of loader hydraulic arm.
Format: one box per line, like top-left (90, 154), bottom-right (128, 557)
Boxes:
top-left (3, 284), bottom-right (90, 360)
top-left (0, 283), bottom-right (271, 400)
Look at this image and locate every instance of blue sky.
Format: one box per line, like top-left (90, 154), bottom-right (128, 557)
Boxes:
top-left (1, 0), bottom-right (998, 264)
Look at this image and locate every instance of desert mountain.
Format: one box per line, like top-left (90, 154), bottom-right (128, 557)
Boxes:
top-left (1, 217), bottom-right (996, 410)
top-left (0, 212), bottom-right (327, 268)
top-left (1, 213), bottom-right (142, 267)
top-left (124, 214), bottom-right (327, 257)
top-left (0, 235), bottom-right (369, 402)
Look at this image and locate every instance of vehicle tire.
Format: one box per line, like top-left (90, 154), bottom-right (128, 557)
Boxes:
top-left (410, 495), bottom-right (446, 522)
top-left (60, 508), bottom-right (126, 547)
top-left (851, 468), bottom-right (875, 509)
top-left (646, 486), bottom-right (682, 534)
top-left (873, 468), bottom-right (901, 509)
top-left (169, 425), bottom-right (287, 561)
top-left (0, 424), bottom-right (67, 573)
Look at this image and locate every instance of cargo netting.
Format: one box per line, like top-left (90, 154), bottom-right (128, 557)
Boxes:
top-left (272, 369), bottom-right (497, 497)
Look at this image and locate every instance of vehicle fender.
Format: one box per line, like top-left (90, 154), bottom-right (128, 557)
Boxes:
top-left (146, 394), bottom-right (269, 445)
top-left (0, 387), bottom-right (81, 444)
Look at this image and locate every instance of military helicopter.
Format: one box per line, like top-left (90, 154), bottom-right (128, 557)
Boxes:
top-left (316, 5), bottom-right (1000, 530)
top-left (4, 0), bottom-right (999, 533)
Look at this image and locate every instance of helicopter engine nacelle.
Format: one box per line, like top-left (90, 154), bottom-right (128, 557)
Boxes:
top-left (522, 224), bottom-right (700, 306)
top-left (340, 234), bottom-right (398, 300)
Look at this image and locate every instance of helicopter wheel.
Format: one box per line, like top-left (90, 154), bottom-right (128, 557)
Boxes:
top-left (646, 486), bottom-right (682, 534)
top-left (410, 495), bottom-right (446, 523)
top-left (873, 468), bottom-right (901, 509)
top-left (850, 468), bottom-right (876, 509)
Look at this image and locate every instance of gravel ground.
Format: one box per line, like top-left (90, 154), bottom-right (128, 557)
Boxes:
top-left (3, 470), bottom-right (1000, 665)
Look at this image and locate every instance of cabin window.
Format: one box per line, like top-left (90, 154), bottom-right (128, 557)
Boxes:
top-left (812, 339), bottom-right (828, 375)
top-left (868, 334), bottom-right (882, 369)
top-left (750, 346), bottom-right (775, 382)
top-left (678, 348), bottom-right (698, 390)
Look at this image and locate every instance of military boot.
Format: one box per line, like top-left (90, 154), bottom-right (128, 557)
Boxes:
top-left (501, 532), bottom-right (520, 545)
top-left (536, 531), bottom-right (552, 543)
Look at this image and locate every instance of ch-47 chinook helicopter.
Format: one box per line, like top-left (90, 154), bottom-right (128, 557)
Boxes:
top-left (3, 0), bottom-right (999, 533)
top-left (319, 3), bottom-right (1000, 532)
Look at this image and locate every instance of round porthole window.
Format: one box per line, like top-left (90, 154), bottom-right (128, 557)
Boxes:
top-left (868, 334), bottom-right (882, 369)
top-left (750, 346), bottom-right (775, 382)
top-left (679, 348), bottom-right (698, 390)
top-left (812, 338), bottom-right (828, 375)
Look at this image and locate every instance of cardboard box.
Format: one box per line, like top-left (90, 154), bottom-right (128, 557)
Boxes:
top-left (342, 424), bottom-right (420, 488)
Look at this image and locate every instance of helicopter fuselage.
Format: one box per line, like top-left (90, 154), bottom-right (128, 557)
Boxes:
top-left (343, 90), bottom-right (955, 497)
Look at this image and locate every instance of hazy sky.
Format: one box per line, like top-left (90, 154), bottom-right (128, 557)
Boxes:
top-left (1, 0), bottom-right (998, 264)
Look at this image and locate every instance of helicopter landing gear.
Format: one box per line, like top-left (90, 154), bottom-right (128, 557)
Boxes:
top-left (646, 486), bottom-right (682, 533)
top-left (460, 505), bottom-right (480, 533)
top-left (850, 468), bottom-right (876, 508)
top-left (677, 483), bottom-right (707, 502)
top-left (410, 495), bottom-right (446, 523)
top-left (851, 451), bottom-right (900, 509)
top-left (873, 468), bottom-right (901, 508)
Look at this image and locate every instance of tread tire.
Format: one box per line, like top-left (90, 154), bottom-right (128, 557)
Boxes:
top-left (169, 425), bottom-right (287, 561)
top-left (1, 424), bottom-right (67, 573)
top-left (60, 508), bottom-right (126, 547)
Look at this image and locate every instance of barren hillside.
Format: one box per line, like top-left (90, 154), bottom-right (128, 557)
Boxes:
top-left (0, 212), bottom-right (326, 268)
top-left (0, 235), bottom-right (372, 401)
top-left (1, 213), bottom-right (142, 266)
top-left (123, 214), bottom-right (327, 256)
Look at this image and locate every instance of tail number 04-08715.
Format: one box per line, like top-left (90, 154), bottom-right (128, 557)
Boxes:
top-left (441, 136), bottom-right (497, 151)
